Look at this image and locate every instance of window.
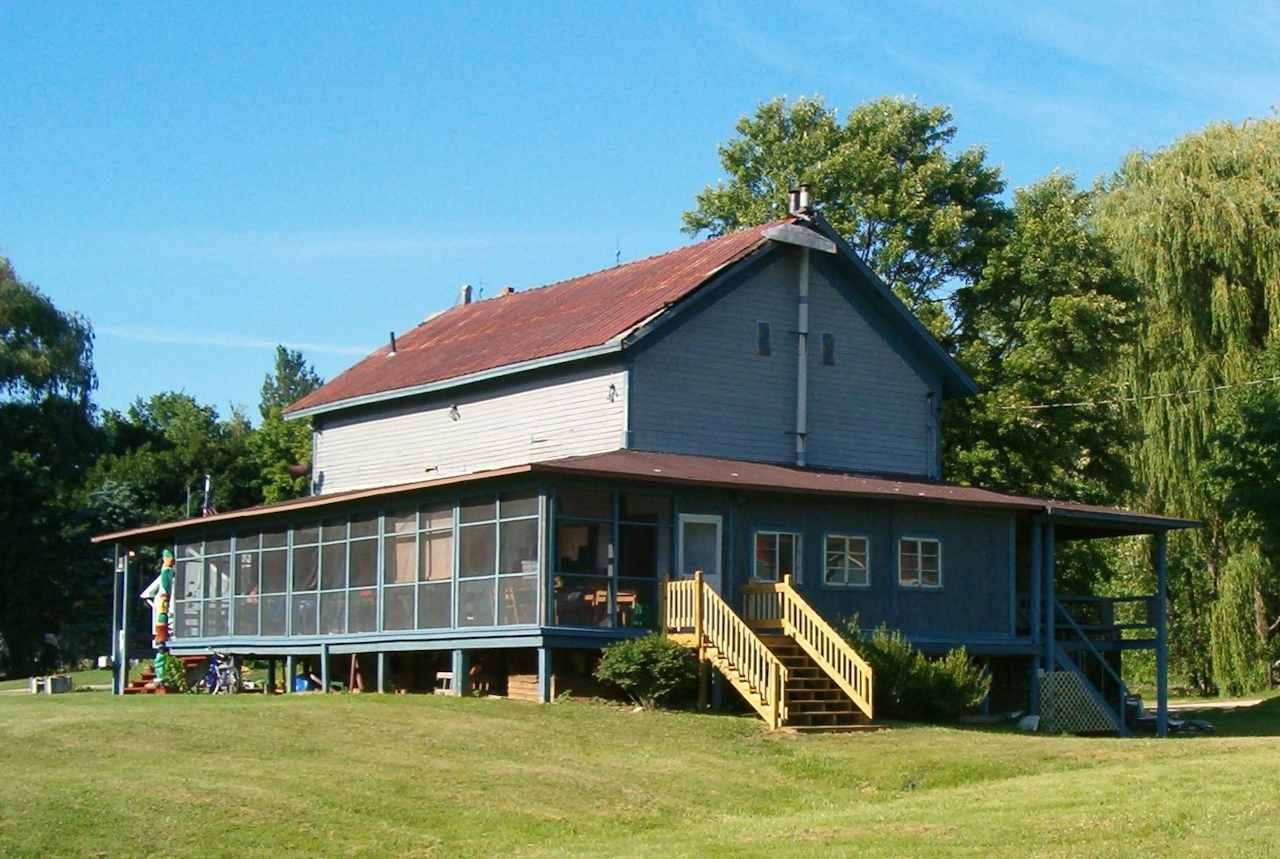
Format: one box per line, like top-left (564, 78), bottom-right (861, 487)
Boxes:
top-left (821, 332), bottom-right (835, 365)
top-left (753, 531), bottom-right (800, 582)
top-left (756, 321), bottom-right (771, 356)
top-left (824, 535), bottom-right (869, 587)
top-left (899, 538), bottom-right (941, 588)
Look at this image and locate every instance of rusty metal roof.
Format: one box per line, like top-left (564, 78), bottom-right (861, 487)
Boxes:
top-left (94, 450), bottom-right (1198, 545)
top-left (284, 219), bottom-right (793, 416)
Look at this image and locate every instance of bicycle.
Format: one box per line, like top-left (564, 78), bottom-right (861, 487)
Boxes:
top-left (198, 652), bottom-right (242, 694)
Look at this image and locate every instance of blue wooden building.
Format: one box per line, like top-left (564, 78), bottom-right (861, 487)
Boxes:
top-left (95, 190), bottom-right (1194, 734)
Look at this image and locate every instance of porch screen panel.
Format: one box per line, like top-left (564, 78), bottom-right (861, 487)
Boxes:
top-left (348, 524), bottom-right (378, 633)
top-left (417, 504), bottom-right (453, 629)
top-left (291, 528), bottom-right (319, 636)
top-left (260, 531), bottom-right (287, 636)
top-left (553, 490), bottom-right (671, 628)
top-left (383, 510), bottom-right (417, 631)
top-left (173, 542), bottom-right (204, 639)
top-left (201, 542), bottom-right (231, 638)
top-left (234, 534), bottom-right (260, 637)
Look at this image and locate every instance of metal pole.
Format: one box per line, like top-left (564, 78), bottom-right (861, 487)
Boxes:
top-left (1155, 530), bottom-right (1169, 738)
top-left (377, 651), bottom-right (387, 694)
top-left (120, 550), bottom-right (132, 693)
top-left (111, 545), bottom-right (121, 695)
top-left (320, 643), bottom-right (330, 693)
top-left (285, 655), bottom-right (295, 694)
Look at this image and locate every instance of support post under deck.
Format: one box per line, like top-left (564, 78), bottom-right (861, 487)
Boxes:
top-left (377, 651), bottom-right (387, 693)
top-left (537, 647), bottom-right (551, 703)
top-left (285, 655), bottom-right (295, 694)
top-left (452, 649), bottom-right (470, 697)
top-left (320, 644), bottom-right (330, 693)
top-left (1155, 530), bottom-right (1169, 738)
top-left (1029, 519), bottom-right (1042, 714)
top-left (1043, 522), bottom-right (1056, 679)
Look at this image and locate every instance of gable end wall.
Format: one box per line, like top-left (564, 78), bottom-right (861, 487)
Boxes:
top-left (628, 247), bottom-right (942, 476)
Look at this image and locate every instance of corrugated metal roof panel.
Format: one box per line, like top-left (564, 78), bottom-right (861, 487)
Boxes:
top-left (284, 219), bottom-right (792, 415)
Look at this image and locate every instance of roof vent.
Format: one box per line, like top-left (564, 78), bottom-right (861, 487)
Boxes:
top-left (788, 187), bottom-right (801, 214)
top-left (788, 184), bottom-right (813, 216)
top-left (499, 286), bottom-right (515, 297)
top-left (797, 183), bottom-right (811, 212)
top-left (458, 283), bottom-right (473, 305)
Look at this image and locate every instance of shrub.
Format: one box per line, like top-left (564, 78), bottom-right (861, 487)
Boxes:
top-left (845, 616), bottom-right (990, 720)
top-left (595, 634), bottom-right (698, 709)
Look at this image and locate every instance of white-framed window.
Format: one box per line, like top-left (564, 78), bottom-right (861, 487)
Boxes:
top-left (824, 535), bottom-right (869, 587)
top-left (899, 537), bottom-right (941, 588)
top-left (754, 531), bottom-right (800, 582)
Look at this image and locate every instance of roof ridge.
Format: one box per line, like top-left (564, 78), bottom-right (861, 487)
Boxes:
top-left (503, 217), bottom-right (789, 298)
top-left (399, 218), bottom-right (788, 335)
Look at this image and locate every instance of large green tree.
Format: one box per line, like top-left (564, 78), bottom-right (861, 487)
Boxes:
top-left (947, 173), bottom-right (1134, 506)
top-left (683, 96), bottom-right (1009, 322)
top-left (0, 258), bottom-right (102, 675)
top-left (87, 393), bottom-right (258, 526)
top-left (260, 344), bottom-right (323, 421)
top-left (252, 345), bottom-right (323, 503)
top-left (1097, 117), bottom-right (1280, 693)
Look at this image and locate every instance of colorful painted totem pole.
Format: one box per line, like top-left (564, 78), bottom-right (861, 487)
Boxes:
top-left (140, 549), bottom-right (175, 687)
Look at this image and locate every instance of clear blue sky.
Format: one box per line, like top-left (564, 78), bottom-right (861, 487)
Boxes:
top-left (2, 2), bottom-right (1275, 417)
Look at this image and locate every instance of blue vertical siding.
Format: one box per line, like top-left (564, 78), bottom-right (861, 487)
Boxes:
top-left (727, 493), bottom-right (1014, 639)
top-left (629, 246), bottom-right (944, 477)
top-left (628, 253), bottom-right (799, 464)
top-left (804, 255), bottom-right (943, 476)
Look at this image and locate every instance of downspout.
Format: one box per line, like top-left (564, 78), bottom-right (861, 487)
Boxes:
top-left (795, 246), bottom-right (810, 467)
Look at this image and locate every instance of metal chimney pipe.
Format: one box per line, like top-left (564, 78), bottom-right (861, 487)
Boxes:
top-left (788, 187), bottom-right (801, 215)
top-left (458, 283), bottom-right (473, 305)
top-left (797, 183), bottom-right (811, 212)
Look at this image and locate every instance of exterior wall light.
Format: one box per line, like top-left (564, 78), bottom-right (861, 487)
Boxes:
top-left (448, 405), bottom-right (461, 422)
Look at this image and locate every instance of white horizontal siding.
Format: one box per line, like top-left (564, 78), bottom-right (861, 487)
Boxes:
top-left (313, 364), bottom-right (626, 494)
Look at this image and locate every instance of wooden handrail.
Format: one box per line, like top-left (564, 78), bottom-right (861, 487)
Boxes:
top-left (664, 574), bottom-right (788, 729)
top-left (743, 576), bottom-right (874, 720)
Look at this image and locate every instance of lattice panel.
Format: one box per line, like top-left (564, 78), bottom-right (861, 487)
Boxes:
top-left (1040, 670), bottom-right (1118, 735)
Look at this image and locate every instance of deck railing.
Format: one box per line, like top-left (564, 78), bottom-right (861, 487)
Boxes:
top-left (742, 575), bottom-right (874, 721)
top-left (663, 573), bottom-right (788, 729)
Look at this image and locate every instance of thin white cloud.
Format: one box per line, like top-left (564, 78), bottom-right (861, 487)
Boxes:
top-left (98, 324), bottom-right (372, 357)
top-left (120, 227), bottom-right (587, 264)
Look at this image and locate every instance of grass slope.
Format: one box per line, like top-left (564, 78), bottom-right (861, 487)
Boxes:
top-left (1, 693), bottom-right (1277, 857)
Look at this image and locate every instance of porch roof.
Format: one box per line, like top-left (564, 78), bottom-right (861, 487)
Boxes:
top-left (91, 449), bottom-right (1199, 545)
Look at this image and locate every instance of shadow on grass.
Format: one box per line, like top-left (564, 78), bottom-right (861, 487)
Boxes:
top-left (1177, 694), bottom-right (1280, 738)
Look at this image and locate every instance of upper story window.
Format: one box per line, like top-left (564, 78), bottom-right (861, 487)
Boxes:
top-left (824, 535), bottom-right (868, 587)
top-left (821, 332), bottom-right (835, 365)
top-left (756, 321), bottom-right (772, 356)
top-left (754, 530), bottom-right (800, 582)
top-left (899, 537), bottom-right (941, 588)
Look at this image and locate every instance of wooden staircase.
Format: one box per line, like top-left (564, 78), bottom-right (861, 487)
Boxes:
top-left (760, 635), bottom-right (871, 732)
top-left (664, 573), bottom-right (876, 732)
top-left (123, 655), bottom-right (207, 695)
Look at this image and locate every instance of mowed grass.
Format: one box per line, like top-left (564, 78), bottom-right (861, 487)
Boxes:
top-left (0, 669), bottom-right (112, 692)
top-left (1, 692), bottom-right (1278, 858)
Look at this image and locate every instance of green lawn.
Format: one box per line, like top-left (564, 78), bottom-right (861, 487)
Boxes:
top-left (1, 692), bottom-right (1277, 858)
top-left (0, 669), bottom-right (112, 692)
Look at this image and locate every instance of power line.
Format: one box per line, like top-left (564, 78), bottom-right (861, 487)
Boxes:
top-left (998, 374), bottom-right (1280, 411)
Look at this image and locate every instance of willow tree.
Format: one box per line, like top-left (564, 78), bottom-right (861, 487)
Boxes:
top-left (1097, 117), bottom-right (1280, 692)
